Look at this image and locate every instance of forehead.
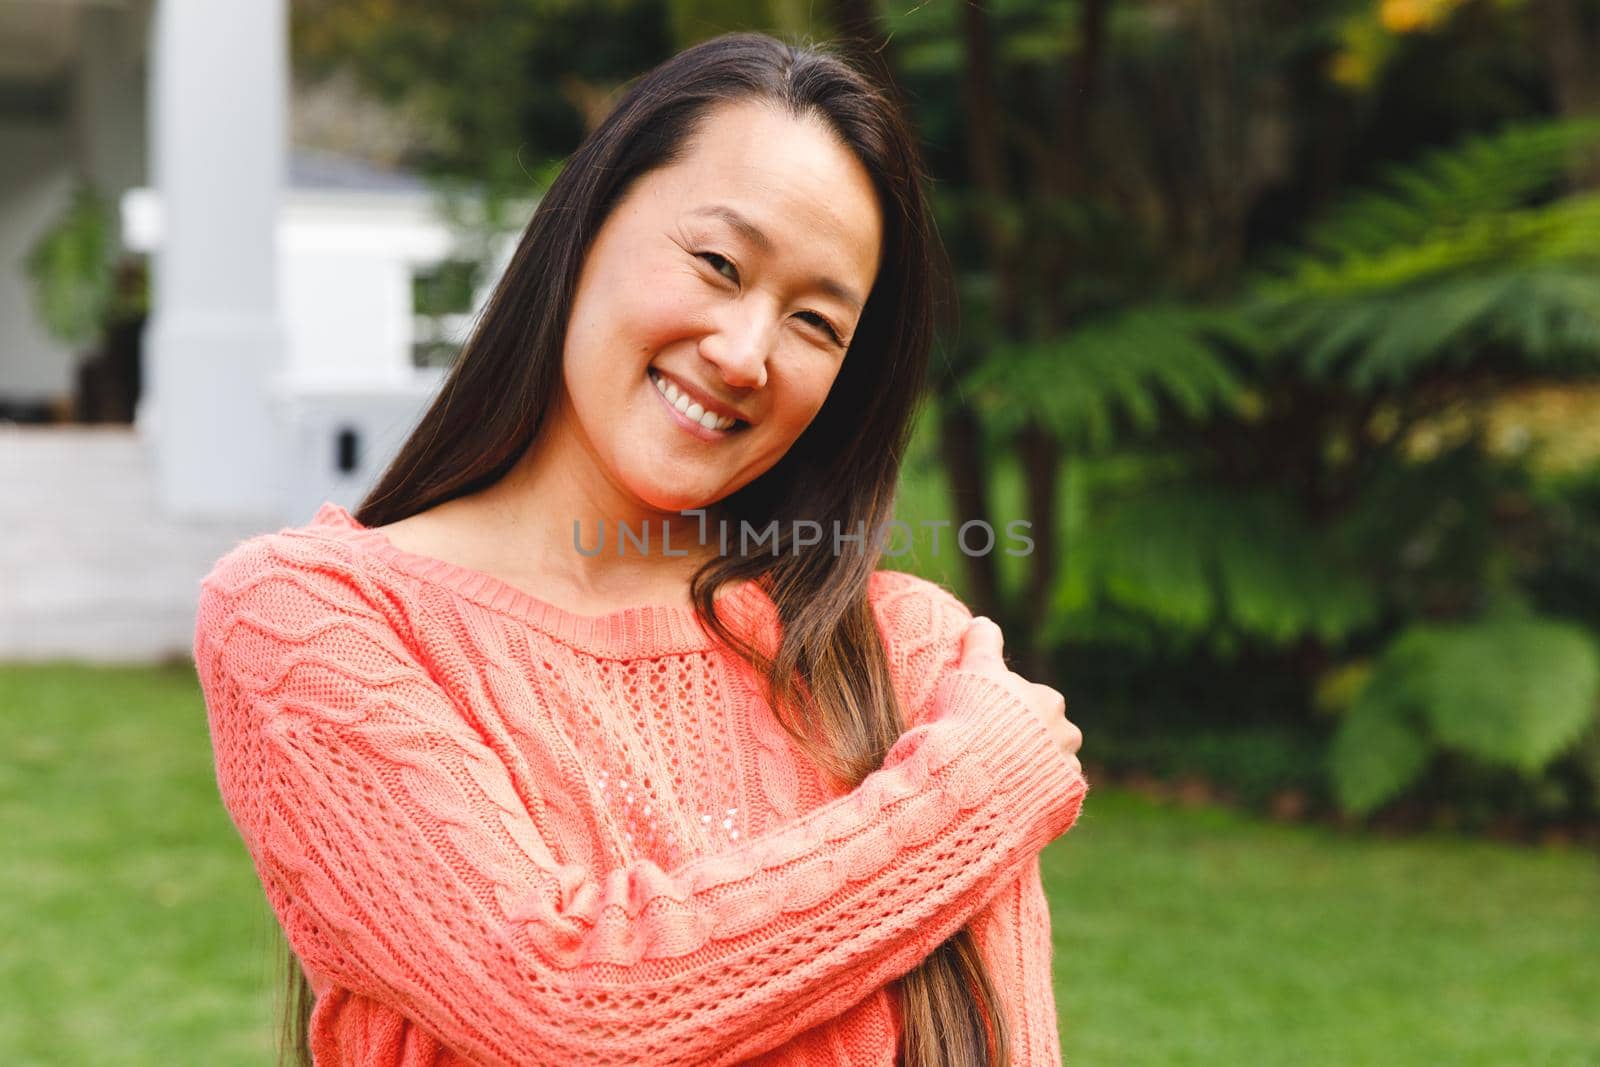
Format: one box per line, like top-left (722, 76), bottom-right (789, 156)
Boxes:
top-left (646, 101), bottom-right (883, 291)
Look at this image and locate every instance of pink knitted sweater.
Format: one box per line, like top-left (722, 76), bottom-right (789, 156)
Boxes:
top-left (192, 501), bottom-right (1088, 1066)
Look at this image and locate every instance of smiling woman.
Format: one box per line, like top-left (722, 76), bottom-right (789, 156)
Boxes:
top-left (547, 97), bottom-right (882, 518)
top-left (192, 29), bottom-right (1087, 1067)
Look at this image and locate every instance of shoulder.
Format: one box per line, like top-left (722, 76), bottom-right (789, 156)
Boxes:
top-left (198, 516), bottom-right (376, 613)
top-left (193, 508), bottom-right (396, 671)
top-left (867, 569), bottom-right (977, 728)
top-left (868, 568), bottom-right (974, 634)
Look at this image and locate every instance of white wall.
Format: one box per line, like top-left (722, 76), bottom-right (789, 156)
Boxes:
top-left (0, 122), bottom-right (76, 405)
top-left (74, 5), bottom-right (148, 198)
top-left (279, 191), bottom-right (454, 386)
top-left (277, 374), bottom-right (445, 524)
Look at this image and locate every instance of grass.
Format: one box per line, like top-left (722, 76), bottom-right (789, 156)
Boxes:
top-left (1, 662), bottom-right (278, 1066)
top-left (3, 662), bottom-right (1596, 1065)
top-left (1045, 790), bottom-right (1600, 1066)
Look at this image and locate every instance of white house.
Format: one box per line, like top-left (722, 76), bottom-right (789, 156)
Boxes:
top-left (119, 150), bottom-right (519, 525)
top-left (0, 0), bottom-right (147, 417)
top-left (0, 0), bottom-right (522, 661)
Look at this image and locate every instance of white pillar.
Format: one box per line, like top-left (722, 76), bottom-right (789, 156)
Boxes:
top-left (140, 0), bottom-right (287, 517)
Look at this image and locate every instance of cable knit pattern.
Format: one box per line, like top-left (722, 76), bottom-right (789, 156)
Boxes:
top-left (192, 501), bottom-right (1088, 1066)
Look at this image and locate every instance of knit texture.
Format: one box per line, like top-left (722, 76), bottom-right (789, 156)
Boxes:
top-left (192, 501), bottom-right (1089, 1066)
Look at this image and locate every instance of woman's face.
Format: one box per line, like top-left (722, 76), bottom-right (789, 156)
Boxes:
top-left (552, 98), bottom-right (884, 517)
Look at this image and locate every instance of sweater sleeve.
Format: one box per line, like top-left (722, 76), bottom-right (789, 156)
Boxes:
top-left (868, 568), bottom-right (1029, 733)
top-left (194, 540), bottom-right (1087, 1067)
top-left (870, 570), bottom-right (1074, 1064)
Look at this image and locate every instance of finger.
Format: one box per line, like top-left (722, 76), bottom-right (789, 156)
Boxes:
top-left (969, 617), bottom-right (1006, 653)
top-left (958, 617), bottom-right (1005, 669)
top-left (1060, 718), bottom-right (1083, 753)
top-left (1030, 682), bottom-right (1066, 718)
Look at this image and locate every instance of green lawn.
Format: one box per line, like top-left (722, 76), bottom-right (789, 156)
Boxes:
top-left (1047, 790), bottom-right (1599, 1066)
top-left (3, 662), bottom-right (1596, 1065)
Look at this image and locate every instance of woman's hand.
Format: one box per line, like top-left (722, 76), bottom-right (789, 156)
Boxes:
top-left (957, 617), bottom-right (1083, 778)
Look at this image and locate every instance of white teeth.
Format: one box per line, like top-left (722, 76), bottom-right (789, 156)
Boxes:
top-left (651, 370), bottom-right (738, 431)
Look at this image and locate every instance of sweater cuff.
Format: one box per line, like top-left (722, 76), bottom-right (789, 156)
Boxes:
top-left (928, 669), bottom-right (1089, 854)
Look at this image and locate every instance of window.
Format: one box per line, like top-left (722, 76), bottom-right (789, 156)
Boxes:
top-left (411, 258), bottom-right (480, 369)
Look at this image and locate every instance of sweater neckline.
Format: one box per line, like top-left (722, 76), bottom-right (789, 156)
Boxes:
top-left (307, 500), bottom-right (775, 657)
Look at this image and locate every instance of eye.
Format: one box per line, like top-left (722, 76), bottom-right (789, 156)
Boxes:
top-left (796, 311), bottom-right (844, 347)
top-left (695, 251), bottom-right (740, 285)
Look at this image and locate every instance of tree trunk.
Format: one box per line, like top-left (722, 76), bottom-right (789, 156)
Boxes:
top-left (938, 1), bottom-right (1021, 623)
top-left (1532, 0), bottom-right (1600, 186)
top-left (960, 0), bottom-right (1020, 332)
top-left (1017, 422), bottom-right (1060, 685)
top-left (1012, 0), bottom-right (1112, 685)
top-left (938, 398), bottom-right (1001, 621)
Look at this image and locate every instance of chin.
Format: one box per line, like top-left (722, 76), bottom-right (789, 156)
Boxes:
top-left (631, 480), bottom-right (727, 515)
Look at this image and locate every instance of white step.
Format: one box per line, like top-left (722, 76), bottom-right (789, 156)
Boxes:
top-left (1, 426), bottom-right (271, 663)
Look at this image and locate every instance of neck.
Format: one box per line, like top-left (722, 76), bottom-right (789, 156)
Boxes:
top-left (475, 418), bottom-right (728, 606)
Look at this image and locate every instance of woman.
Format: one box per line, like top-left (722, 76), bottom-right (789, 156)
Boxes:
top-left (193, 31), bottom-right (1087, 1067)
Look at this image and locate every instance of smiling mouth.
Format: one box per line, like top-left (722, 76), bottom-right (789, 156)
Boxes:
top-left (648, 368), bottom-right (750, 434)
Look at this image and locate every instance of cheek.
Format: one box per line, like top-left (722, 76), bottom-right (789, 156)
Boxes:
top-left (628, 262), bottom-right (715, 343)
top-left (572, 258), bottom-right (708, 353)
top-left (769, 361), bottom-right (845, 437)
top-left (801, 355), bottom-right (847, 412)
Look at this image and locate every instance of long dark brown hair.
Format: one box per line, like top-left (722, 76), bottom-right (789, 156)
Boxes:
top-left (275, 30), bottom-right (1011, 1067)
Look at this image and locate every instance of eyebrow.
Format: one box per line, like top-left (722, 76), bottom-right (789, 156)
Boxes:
top-left (688, 204), bottom-right (866, 314)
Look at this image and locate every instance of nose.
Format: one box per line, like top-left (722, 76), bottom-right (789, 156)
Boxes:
top-left (699, 302), bottom-right (774, 390)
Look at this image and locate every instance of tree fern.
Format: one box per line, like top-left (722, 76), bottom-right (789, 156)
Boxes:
top-left (1060, 484), bottom-right (1380, 646)
top-left (1270, 118), bottom-right (1600, 267)
top-left (1329, 681), bottom-right (1432, 818)
top-left (1329, 613), bottom-right (1600, 815)
top-left (961, 305), bottom-right (1256, 449)
top-left (1269, 262), bottom-right (1600, 386)
top-left (1251, 119), bottom-right (1600, 387)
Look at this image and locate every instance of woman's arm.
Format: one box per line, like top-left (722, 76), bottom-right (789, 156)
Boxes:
top-left (194, 539), bottom-right (1088, 1067)
top-left (871, 570), bottom-right (1072, 1066)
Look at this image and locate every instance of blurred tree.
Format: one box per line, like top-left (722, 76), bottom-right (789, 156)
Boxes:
top-left (1246, 118), bottom-right (1600, 814)
top-left (864, 0), bottom-right (1600, 819)
top-left (1532, 0), bottom-right (1600, 117)
top-left (875, 0), bottom-right (1334, 680)
top-left (292, 0), bottom-right (680, 192)
top-left (292, 0), bottom-right (1600, 821)
top-left (1531, 0), bottom-right (1600, 182)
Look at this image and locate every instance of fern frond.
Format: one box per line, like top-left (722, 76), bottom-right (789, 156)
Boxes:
top-left (1064, 485), bottom-right (1380, 644)
top-left (1289, 119), bottom-right (1600, 265)
top-left (1399, 615), bottom-right (1600, 773)
top-left (1329, 685), bottom-right (1432, 817)
top-left (1249, 119), bottom-right (1600, 387)
top-left (963, 306), bottom-right (1255, 449)
top-left (1295, 263), bottom-right (1600, 386)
